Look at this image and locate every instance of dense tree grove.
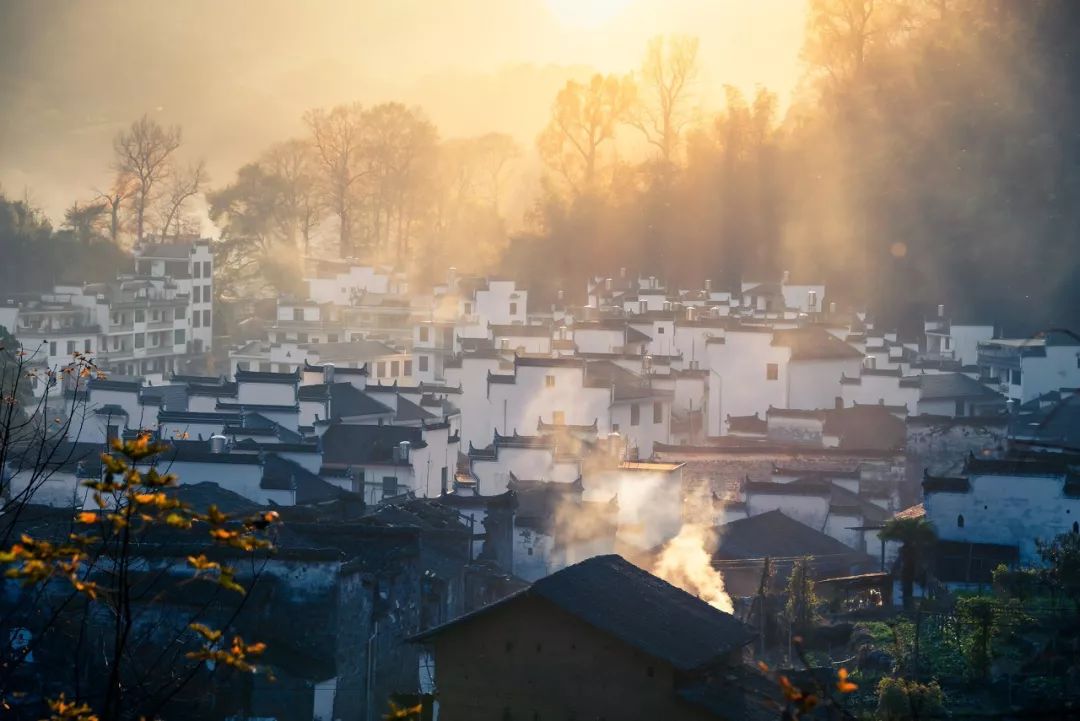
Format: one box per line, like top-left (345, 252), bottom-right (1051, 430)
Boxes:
top-left (518, 0), bottom-right (1080, 333)
top-left (1, 0), bottom-right (1078, 332)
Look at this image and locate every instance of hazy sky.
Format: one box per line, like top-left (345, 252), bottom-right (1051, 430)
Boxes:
top-left (0, 0), bottom-right (807, 221)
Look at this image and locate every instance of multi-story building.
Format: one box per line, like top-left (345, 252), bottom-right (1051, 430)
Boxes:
top-left (133, 239), bottom-right (214, 354)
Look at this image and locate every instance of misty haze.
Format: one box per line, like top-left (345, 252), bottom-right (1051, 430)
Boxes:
top-left (0, 1), bottom-right (1079, 720)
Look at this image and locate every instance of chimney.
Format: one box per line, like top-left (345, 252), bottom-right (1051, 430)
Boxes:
top-left (322, 363), bottom-right (335, 384)
top-left (448, 266), bottom-right (458, 290)
top-left (605, 278), bottom-right (613, 292)
top-left (938, 304), bottom-right (946, 318)
top-left (557, 289), bottom-right (564, 302)
top-left (649, 275), bottom-right (657, 289)
top-left (662, 301), bottom-right (672, 313)
top-left (782, 270), bottom-right (790, 284)
top-left (807, 290), bottom-right (818, 311)
top-left (620, 267), bottom-right (627, 279)
top-left (638, 300), bottom-right (647, 315)
top-left (829, 301), bottom-right (837, 314)
top-left (704, 279), bottom-right (712, 292)
top-left (607, 432), bottom-right (622, 458)
top-left (397, 440), bottom-right (411, 463)
top-left (209, 435), bottom-right (227, 454)
top-left (686, 306), bottom-right (696, 321)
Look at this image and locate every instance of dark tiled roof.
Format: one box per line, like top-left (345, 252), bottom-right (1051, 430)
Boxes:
top-left (235, 368), bottom-right (300, 385)
top-left (139, 384), bottom-right (188, 411)
top-left (395, 395), bottom-right (438, 423)
top-left (413, 554), bottom-right (753, 670)
top-left (187, 382), bottom-right (238, 398)
top-left (714, 510), bottom-right (869, 560)
top-left (261, 454), bottom-right (349, 502)
top-left (822, 405), bottom-right (906, 451)
top-left (914, 373), bottom-right (1002, 401)
top-left (727, 413), bottom-right (766, 434)
top-left (159, 410), bottom-right (242, 426)
top-left (320, 424), bottom-right (426, 466)
top-left (771, 327), bottom-right (862, 361)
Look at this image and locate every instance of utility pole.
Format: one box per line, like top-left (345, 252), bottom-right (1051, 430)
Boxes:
top-left (757, 556), bottom-right (772, 659)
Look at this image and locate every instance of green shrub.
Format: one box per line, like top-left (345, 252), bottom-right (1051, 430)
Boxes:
top-left (875, 677), bottom-right (945, 721)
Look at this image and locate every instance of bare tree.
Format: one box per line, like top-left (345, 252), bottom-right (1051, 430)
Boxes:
top-left (260, 139), bottom-right (322, 253)
top-left (304, 104), bottom-right (368, 258)
top-left (473, 132), bottom-right (520, 214)
top-left (537, 74), bottom-right (637, 195)
top-left (93, 175), bottom-right (137, 245)
top-left (157, 160), bottom-right (208, 241)
top-left (630, 35), bottom-right (701, 165)
top-left (113, 115), bottom-right (182, 245)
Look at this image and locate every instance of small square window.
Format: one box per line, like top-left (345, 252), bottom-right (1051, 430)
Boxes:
top-left (766, 363), bottom-right (779, 381)
top-left (193, 263), bottom-right (201, 279)
top-left (84, 339), bottom-right (92, 352)
top-left (382, 476), bottom-right (397, 498)
top-left (418, 355), bottom-right (429, 372)
top-left (419, 326), bottom-right (430, 343)
top-left (391, 360), bottom-right (400, 377)
top-left (377, 361), bottom-right (387, 377)
top-left (404, 360), bottom-right (412, 376)
top-left (192, 286), bottom-right (200, 303)
top-left (630, 404), bottom-right (640, 426)
top-left (202, 310), bottom-right (210, 327)
top-left (510, 302), bottom-right (518, 315)
top-left (657, 327), bottom-right (665, 334)
top-left (203, 261), bottom-right (211, 277)
top-left (653, 402), bottom-right (663, 424)
top-left (545, 375), bottom-right (555, 388)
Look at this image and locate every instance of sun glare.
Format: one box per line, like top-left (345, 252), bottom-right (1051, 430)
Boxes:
top-left (546, 0), bottom-right (632, 29)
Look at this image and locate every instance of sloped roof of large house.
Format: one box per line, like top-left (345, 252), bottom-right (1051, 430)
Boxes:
top-left (261, 454), bottom-right (349, 503)
top-left (771, 327), bottom-right (863, 360)
top-left (910, 372), bottom-right (1002, 401)
top-left (822, 404), bottom-right (907, 451)
top-left (411, 554), bottom-right (754, 670)
top-left (320, 424), bottom-right (426, 467)
top-left (298, 382), bottom-right (394, 420)
top-left (714, 510), bottom-right (870, 561)
top-left (134, 241), bottom-right (200, 259)
top-left (1010, 390), bottom-right (1080, 452)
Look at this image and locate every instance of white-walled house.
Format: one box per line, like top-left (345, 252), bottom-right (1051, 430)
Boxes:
top-left (923, 314), bottom-right (995, 367)
top-left (305, 262), bottom-right (405, 305)
top-left (490, 324), bottom-right (552, 355)
top-left (706, 326), bottom-right (863, 436)
top-left (977, 332), bottom-right (1080, 403)
top-left (133, 239), bottom-right (214, 355)
top-left (484, 356), bottom-right (672, 457)
top-left (444, 350), bottom-right (506, 450)
top-left (318, 422), bottom-right (459, 503)
top-left (924, 455), bottom-right (1080, 573)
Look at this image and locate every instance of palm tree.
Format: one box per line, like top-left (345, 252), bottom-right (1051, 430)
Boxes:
top-left (879, 517), bottom-right (936, 610)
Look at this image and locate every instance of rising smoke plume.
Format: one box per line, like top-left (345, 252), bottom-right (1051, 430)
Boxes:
top-left (651, 523), bottom-right (733, 614)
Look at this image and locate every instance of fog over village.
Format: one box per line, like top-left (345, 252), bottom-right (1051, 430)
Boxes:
top-left (1, 1), bottom-right (1080, 720)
